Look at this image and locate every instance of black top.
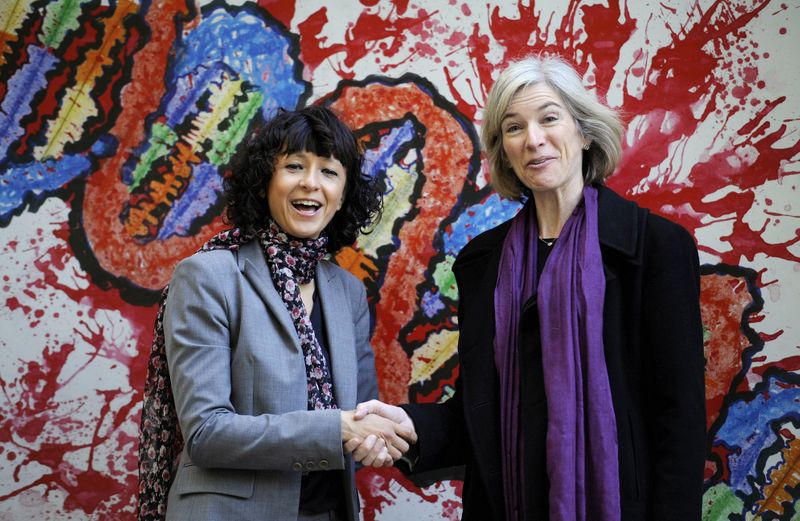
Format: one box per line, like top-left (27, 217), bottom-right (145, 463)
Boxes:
top-left (515, 239), bottom-right (554, 519)
top-left (299, 290), bottom-right (345, 515)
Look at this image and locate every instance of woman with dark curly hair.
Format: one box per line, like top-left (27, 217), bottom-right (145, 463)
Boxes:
top-left (138, 105), bottom-right (416, 521)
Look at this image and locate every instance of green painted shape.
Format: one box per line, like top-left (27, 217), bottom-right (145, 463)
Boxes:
top-left (129, 122), bottom-right (178, 191)
top-left (207, 90), bottom-right (263, 166)
top-left (432, 255), bottom-right (457, 301)
top-left (42, 0), bottom-right (83, 48)
top-left (702, 483), bottom-right (744, 521)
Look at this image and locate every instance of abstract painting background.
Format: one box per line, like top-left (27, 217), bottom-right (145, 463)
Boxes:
top-left (0, 1), bottom-right (798, 519)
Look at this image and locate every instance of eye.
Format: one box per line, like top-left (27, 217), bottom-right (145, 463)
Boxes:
top-left (542, 114), bottom-right (559, 124)
top-left (285, 162), bottom-right (303, 171)
top-left (503, 122), bottom-right (522, 134)
top-left (322, 168), bottom-right (340, 177)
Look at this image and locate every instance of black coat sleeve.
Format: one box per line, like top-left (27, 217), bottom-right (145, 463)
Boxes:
top-left (641, 215), bottom-right (706, 520)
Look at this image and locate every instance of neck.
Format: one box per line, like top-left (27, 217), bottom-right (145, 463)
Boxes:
top-left (532, 183), bottom-right (585, 238)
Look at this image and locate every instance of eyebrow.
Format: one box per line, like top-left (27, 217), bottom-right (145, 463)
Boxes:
top-left (502, 101), bottom-right (564, 121)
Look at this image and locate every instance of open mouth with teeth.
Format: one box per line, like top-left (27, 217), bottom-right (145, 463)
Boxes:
top-left (292, 200), bottom-right (322, 213)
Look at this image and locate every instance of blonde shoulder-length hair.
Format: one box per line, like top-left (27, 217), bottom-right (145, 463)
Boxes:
top-left (481, 55), bottom-right (624, 200)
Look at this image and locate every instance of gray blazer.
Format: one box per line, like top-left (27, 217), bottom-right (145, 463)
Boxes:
top-left (163, 240), bottom-right (378, 521)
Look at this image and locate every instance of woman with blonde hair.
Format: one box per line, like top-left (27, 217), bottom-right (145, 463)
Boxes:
top-left (353, 55), bottom-right (705, 520)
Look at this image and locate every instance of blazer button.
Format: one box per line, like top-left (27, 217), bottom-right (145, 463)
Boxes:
top-left (305, 461), bottom-right (316, 471)
top-left (292, 462), bottom-right (303, 472)
top-left (319, 459), bottom-right (329, 470)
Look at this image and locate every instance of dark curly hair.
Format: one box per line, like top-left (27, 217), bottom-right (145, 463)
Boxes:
top-left (224, 105), bottom-right (382, 252)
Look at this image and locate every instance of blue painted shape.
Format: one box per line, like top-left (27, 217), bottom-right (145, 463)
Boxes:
top-left (442, 193), bottom-right (521, 256)
top-left (363, 120), bottom-right (417, 185)
top-left (163, 63), bottom-right (228, 128)
top-left (157, 162), bottom-right (223, 239)
top-left (171, 7), bottom-right (305, 117)
top-left (0, 155), bottom-right (91, 220)
top-left (714, 374), bottom-right (800, 498)
top-left (0, 45), bottom-right (59, 164)
top-left (421, 289), bottom-right (445, 318)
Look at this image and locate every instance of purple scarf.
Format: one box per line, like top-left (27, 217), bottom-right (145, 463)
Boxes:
top-left (493, 186), bottom-right (620, 520)
top-left (137, 221), bottom-right (334, 520)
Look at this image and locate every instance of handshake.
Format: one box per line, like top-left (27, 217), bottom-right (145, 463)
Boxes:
top-left (340, 400), bottom-right (417, 468)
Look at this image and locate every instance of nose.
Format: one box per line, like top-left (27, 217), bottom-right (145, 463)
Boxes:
top-left (525, 124), bottom-right (545, 149)
top-left (299, 169), bottom-right (321, 190)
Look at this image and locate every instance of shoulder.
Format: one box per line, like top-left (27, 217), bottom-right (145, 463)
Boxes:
top-left (642, 214), bottom-right (699, 277)
top-left (454, 219), bottom-right (511, 267)
top-left (646, 212), bottom-right (694, 243)
top-left (320, 259), bottom-right (366, 299)
top-left (171, 248), bottom-right (239, 285)
top-left (596, 185), bottom-right (696, 259)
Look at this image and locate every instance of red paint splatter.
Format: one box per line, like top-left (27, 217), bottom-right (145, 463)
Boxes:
top-left (752, 356), bottom-right (800, 377)
top-left (578, 1), bottom-right (636, 94)
top-left (356, 466), bottom-right (456, 521)
top-left (259, 0), bottom-right (296, 28)
top-left (297, 6), bottom-right (434, 74)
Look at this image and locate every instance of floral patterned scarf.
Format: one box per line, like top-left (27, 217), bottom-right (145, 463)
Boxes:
top-left (137, 220), bottom-right (334, 520)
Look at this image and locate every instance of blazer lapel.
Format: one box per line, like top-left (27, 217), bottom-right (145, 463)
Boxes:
top-left (237, 241), bottom-right (300, 352)
top-left (316, 262), bottom-right (358, 409)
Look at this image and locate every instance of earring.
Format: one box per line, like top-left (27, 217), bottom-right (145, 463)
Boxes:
top-left (583, 143), bottom-right (590, 150)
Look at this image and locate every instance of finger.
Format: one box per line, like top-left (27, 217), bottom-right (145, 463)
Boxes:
top-left (385, 442), bottom-right (402, 462)
top-left (352, 435), bottom-right (377, 463)
top-left (353, 400), bottom-right (379, 420)
top-left (387, 432), bottom-right (410, 455)
top-left (344, 437), bottom-right (362, 454)
top-left (362, 437), bottom-right (385, 467)
top-left (378, 445), bottom-right (392, 467)
top-left (397, 425), bottom-right (418, 444)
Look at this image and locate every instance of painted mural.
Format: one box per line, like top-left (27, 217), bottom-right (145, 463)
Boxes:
top-left (0, 0), bottom-right (798, 519)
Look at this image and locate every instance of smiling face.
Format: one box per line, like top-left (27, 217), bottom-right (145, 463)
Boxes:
top-left (501, 83), bottom-right (589, 198)
top-left (267, 151), bottom-right (347, 239)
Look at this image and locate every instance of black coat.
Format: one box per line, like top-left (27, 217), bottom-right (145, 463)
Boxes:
top-left (403, 186), bottom-right (706, 520)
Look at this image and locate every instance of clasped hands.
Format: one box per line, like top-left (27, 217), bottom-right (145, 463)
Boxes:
top-left (340, 400), bottom-right (416, 468)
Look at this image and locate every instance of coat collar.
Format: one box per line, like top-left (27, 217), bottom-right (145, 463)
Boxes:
top-left (455, 185), bottom-right (644, 275)
top-left (596, 185), bottom-right (644, 262)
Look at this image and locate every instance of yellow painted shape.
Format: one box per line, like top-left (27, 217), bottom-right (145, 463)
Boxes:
top-left (0, 0), bottom-right (30, 66)
top-left (183, 76), bottom-right (243, 150)
top-left (409, 328), bottom-right (458, 386)
top-left (36, 0), bottom-right (139, 160)
top-left (358, 161), bottom-right (418, 257)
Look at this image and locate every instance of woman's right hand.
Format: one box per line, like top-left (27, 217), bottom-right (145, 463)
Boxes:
top-left (340, 408), bottom-right (416, 467)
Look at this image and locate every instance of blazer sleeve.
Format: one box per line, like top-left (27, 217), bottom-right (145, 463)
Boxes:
top-left (164, 253), bottom-right (345, 472)
top-left (641, 217), bottom-right (706, 519)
